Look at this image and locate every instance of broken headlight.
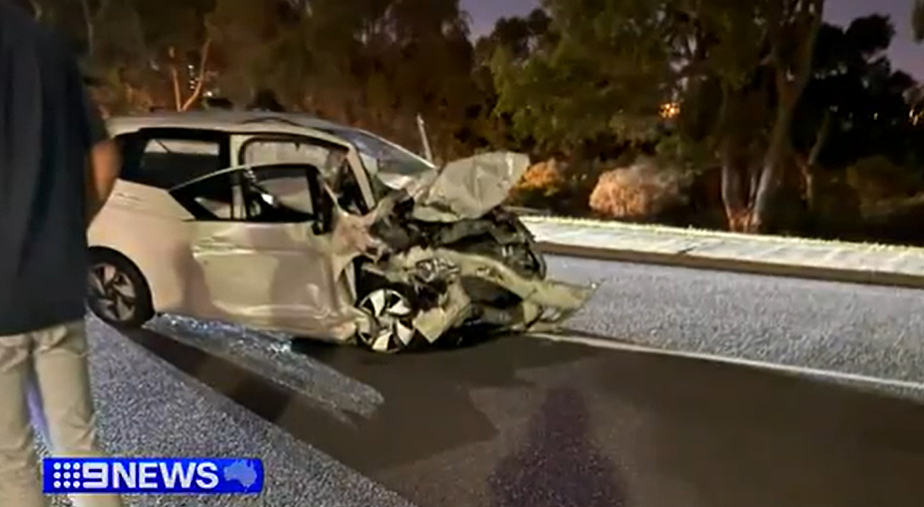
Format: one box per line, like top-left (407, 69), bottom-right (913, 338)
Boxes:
top-left (413, 258), bottom-right (460, 283)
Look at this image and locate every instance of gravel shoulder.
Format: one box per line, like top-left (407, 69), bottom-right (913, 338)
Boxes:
top-left (42, 318), bottom-right (413, 507)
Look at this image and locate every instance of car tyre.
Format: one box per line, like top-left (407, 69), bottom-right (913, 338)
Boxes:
top-left (355, 285), bottom-right (420, 354)
top-left (86, 249), bottom-right (155, 329)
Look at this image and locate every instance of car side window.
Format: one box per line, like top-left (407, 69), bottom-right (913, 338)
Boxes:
top-left (239, 165), bottom-right (333, 230)
top-left (240, 138), bottom-right (333, 169)
top-left (241, 137), bottom-right (370, 215)
top-left (247, 166), bottom-right (314, 215)
top-left (170, 171), bottom-right (238, 221)
top-left (119, 134), bottom-right (224, 189)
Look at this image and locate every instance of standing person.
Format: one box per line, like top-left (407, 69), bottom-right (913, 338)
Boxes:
top-left (248, 88), bottom-right (285, 112)
top-left (0, 1), bottom-right (124, 507)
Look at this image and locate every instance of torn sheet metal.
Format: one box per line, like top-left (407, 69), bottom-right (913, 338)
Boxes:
top-left (370, 246), bottom-right (594, 338)
top-left (318, 151), bottom-right (592, 342)
top-left (411, 282), bottom-right (473, 343)
top-left (411, 152), bottom-right (531, 222)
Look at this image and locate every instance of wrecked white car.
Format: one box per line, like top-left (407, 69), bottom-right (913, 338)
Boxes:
top-left (86, 111), bottom-right (593, 352)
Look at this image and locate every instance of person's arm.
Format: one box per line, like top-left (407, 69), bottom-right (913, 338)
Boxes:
top-left (85, 136), bottom-right (120, 228)
top-left (72, 70), bottom-right (120, 228)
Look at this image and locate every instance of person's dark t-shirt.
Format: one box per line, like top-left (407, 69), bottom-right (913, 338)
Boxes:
top-left (0, 4), bottom-right (110, 335)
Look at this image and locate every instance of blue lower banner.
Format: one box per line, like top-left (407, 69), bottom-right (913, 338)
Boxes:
top-left (42, 457), bottom-right (264, 494)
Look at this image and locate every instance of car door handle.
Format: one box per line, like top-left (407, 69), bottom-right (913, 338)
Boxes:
top-left (113, 192), bottom-right (142, 202)
top-left (195, 238), bottom-right (235, 249)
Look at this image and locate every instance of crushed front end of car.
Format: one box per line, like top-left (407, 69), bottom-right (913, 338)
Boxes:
top-left (333, 151), bottom-right (595, 346)
top-left (361, 245), bottom-right (592, 343)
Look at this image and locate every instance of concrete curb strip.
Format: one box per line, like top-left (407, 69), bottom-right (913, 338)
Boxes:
top-left (520, 217), bottom-right (924, 289)
top-left (520, 215), bottom-right (924, 252)
top-left (535, 241), bottom-right (924, 289)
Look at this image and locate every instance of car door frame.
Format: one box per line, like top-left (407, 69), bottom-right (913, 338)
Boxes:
top-left (230, 131), bottom-right (377, 215)
top-left (172, 162), bottom-right (357, 336)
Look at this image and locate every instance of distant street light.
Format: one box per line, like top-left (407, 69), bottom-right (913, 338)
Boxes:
top-left (660, 102), bottom-right (680, 119)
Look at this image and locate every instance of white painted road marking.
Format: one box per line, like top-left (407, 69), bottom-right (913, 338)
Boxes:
top-left (532, 332), bottom-right (924, 392)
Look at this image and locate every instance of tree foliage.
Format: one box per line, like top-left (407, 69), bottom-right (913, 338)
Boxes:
top-left (491, 0), bottom-right (924, 232)
top-left (491, 0), bottom-right (678, 152)
top-left (29, 0), bottom-right (924, 237)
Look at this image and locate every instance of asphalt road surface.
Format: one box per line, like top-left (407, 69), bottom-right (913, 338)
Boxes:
top-left (39, 255), bottom-right (924, 506)
top-left (126, 322), bottom-right (924, 507)
top-left (548, 256), bottom-right (924, 385)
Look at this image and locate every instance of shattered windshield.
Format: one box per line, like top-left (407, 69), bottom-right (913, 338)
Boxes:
top-left (325, 128), bottom-right (436, 193)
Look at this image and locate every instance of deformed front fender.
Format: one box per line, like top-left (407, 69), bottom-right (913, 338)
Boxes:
top-left (376, 247), bottom-right (596, 340)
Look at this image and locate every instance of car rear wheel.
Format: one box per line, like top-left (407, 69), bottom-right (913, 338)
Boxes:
top-left (355, 286), bottom-right (418, 353)
top-left (87, 250), bottom-right (154, 329)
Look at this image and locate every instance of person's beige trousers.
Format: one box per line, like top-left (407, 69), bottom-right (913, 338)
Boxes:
top-left (0, 320), bottom-right (124, 507)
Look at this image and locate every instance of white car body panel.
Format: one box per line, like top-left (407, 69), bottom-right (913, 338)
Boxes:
top-left (189, 221), bottom-right (362, 340)
top-left (89, 112), bottom-right (393, 342)
top-left (88, 180), bottom-right (198, 314)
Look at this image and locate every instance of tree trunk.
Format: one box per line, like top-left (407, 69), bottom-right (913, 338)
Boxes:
top-left (749, 0), bottom-right (824, 233)
top-left (180, 39), bottom-right (213, 111)
top-left (168, 47), bottom-right (183, 111)
top-left (716, 84), bottom-right (755, 232)
top-left (720, 138), bottom-right (752, 232)
top-left (799, 111), bottom-right (831, 212)
top-left (167, 39), bottom-right (212, 112)
top-left (749, 103), bottom-right (794, 232)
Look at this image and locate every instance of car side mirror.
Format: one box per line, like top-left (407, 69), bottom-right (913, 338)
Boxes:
top-left (309, 207), bottom-right (334, 235)
top-left (308, 182), bottom-right (337, 235)
top-left (310, 218), bottom-right (325, 235)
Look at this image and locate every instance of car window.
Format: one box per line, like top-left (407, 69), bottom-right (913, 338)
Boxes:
top-left (322, 127), bottom-right (435, 195)
top-left (246, 166), bottom-right (314, 215)
top-left (170, 171), bottom-right (237, 221)
top-left (241, 139), bottom-right (332, 169)
top-left (240, 165), bottom-right (329, 225)
top-left (122, 136), bottom-right (224, 189)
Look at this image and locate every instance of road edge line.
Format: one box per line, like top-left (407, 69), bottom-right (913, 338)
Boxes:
top-left (532, 332), bottom-right (924, 392)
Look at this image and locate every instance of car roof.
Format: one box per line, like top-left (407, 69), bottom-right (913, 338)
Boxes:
top-left (106, 111), bottom-right (357, 137)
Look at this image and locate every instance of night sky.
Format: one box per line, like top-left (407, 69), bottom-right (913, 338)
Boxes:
top-left (461, 0), bottom-right (922, 78)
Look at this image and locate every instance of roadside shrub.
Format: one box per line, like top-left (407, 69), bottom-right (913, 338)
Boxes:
top-left (846, 156), bottom-right (922, 207)
top-left (843, 191), bottom-right (924, 245)
top-left (588, 158), bottom-right (690, 220)
top-left (514, 159), bottom-right (566, 197)
top-left (509, 158), bottom-right (604, 216)
top-left (508, 159), bottom-right (567, 212)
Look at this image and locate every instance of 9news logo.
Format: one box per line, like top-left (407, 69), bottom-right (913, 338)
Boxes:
top-left (42, 457), bottom-right (264, 495)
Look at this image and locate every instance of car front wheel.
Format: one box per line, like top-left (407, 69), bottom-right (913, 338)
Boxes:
top-left (355, 286), bottom-right (419, 353)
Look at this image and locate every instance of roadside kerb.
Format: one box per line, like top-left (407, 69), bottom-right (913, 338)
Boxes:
top-left (521, 216), bottom-right (924, 290)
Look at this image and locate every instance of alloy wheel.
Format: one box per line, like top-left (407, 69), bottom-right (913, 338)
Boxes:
top-left (87, 262), bottom-right (137, 324)
top-left (357, 288), bottom-right (416, 353)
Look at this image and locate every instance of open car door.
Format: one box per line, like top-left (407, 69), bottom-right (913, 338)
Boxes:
top-left (175, 163), bottom-right (361, 341)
